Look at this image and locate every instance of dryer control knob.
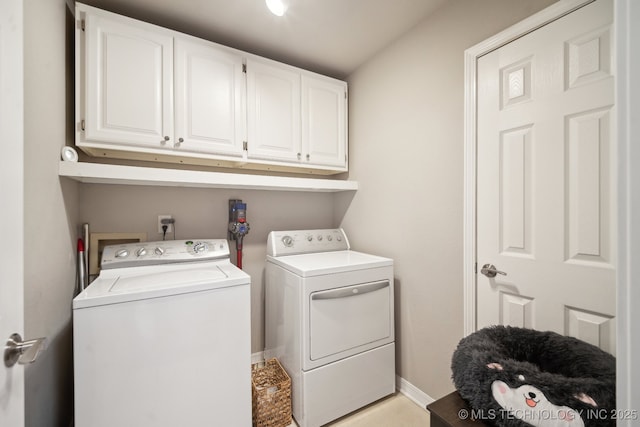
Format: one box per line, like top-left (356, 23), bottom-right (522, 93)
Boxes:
top-left (281, 236), bottom-right (293, 247)
top-left (115, 249), bottom-right (129, 258)
top-left (136, 247), bottom-right (147, 257)
top-left (154, 247), bottom-right (164, 256)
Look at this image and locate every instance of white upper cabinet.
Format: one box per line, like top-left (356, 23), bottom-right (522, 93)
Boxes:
top-left (76, 3), bottom-right (347, 174)
top-left (79, 6), bottom-right (244, 158)
top-left (246, 60), bottom-right (348, 170)
top-left (302, 74), bottom-right (347, 168)
top-left (174, 38), bottom-right (245, 156)
top-left (84, 11), bottom-right (173, 147)
top-left (246, 59), bottom-right (301, 163)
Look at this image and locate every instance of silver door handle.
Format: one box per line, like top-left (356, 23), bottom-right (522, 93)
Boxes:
top-left (480, 264), bottom-right (507, 278)
top-left (4, 333), bottom-right (47, 367)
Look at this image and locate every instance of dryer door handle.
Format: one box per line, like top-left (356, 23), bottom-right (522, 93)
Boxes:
top-left (311, 280), bottom-right (389, 301)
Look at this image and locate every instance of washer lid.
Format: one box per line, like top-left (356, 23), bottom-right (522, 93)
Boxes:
top-left (73, 261), bottom-right (249, 309)
top-left (267, 250), bottom-right (392, 277)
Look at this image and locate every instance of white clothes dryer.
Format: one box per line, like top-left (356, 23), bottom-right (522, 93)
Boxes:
top-left (73, 239), bottom-right (251, 427)
top-left (265, 229), bottom-right (395, 427)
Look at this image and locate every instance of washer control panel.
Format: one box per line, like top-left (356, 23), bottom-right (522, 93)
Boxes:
top-left (101, 239), bottom-right (229, 270)
top-left (267, 229), bottom-right (350, 257)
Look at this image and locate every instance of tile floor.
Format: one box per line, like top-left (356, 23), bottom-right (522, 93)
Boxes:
top-left (288, 393), bottom-right (431, 427)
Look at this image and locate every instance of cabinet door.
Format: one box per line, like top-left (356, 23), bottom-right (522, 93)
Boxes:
top-left (84, 12), bottom-right (173, 147)
top-left (174, 39), bottom-right (245, 157)
top-left (246, 59), bottom-right (301, 163)
top-left (302, 75), bottom-right (347, 169)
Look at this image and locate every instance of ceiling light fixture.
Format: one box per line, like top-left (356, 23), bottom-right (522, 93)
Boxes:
top-left (265, 0), bottom-right (287, 16)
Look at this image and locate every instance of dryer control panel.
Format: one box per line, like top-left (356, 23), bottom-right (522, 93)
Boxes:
top-left (101, 239), bottom-right (229, 270)
top-left (267, 229), bottom-right (350, 257)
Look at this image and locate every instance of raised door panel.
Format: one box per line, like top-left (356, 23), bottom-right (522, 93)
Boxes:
top-left (84, 12), bottom-right (173, 147)
top-left (302, 75), bottom-right (347, 169)
top-left (174, 39), bottom-right (245, 157)
top-left (246, 59), bottom-right (301, 163)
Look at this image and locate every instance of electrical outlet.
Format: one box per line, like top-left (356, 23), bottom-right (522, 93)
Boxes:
top-left (158, 215), bottom-right (173, 233)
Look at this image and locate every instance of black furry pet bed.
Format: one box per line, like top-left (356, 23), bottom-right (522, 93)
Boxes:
top-left (451, 326), bottom-right (615, 427)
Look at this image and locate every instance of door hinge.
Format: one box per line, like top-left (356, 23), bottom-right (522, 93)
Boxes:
top-left (80, 19), bottom-right (85, 31)
top-left (242, 64), bottom-right (247, 73)
top-left (81, 120), bottom-right (85, 131)
top-left (243, 141), bottom-right (248, 151)
top-left (474, 262), bottom-right (477, 274)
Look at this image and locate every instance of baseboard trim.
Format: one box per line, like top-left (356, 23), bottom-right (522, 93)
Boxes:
top-left (396, 375), bottom-right (435, 410)
top-left (252, 350), bottom-right (265, 364)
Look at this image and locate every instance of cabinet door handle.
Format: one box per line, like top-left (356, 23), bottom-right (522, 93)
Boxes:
top-left (161, 135), bottom-right (170, 145)
top-left (175, 137), bottom-right (184, 147)
top-left (297, 152), bottom-right (301, 160)
top-left (306, 154), bottom-right (310, 161)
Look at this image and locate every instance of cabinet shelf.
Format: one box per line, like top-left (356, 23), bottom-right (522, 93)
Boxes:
top-left (59, 161), bottom-right (358, 192)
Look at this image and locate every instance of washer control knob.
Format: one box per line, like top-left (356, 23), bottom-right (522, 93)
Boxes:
top-left (115, 249), bottom-right (129, 258)
top-left (336, 236), bottom-right (342, 242)
top-left (327, 235), bottom-right (333, 241)
top-left (317, 235), bottom-right (323, 241)
top-left (281, 236), bottom-right (294, 247)
top-left (136, 247), bottom-right (147, 257)
top-left (307, 235), bottom-right (313, 242)
top-left (193, 242), bottom-right (208, 254)
top-left (154, 247), bottom-right (164, 256)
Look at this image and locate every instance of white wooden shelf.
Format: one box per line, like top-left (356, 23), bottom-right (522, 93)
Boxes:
top-left (59, 161), bottom-right (358, 192)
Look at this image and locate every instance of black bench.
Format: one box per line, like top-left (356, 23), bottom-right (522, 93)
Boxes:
top-left (427, 391), bottom-right (488, 427)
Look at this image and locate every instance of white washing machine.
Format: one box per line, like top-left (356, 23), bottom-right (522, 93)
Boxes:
top-left (73, 239), bottom-right (251, 427)
top-left (265, 229), bottom-right (395, 427)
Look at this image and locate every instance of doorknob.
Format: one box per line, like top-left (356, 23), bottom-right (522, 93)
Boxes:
top-left (480, 264), bottom-right (507, 278)
top-left (4, 333), bottom-right (47, 368)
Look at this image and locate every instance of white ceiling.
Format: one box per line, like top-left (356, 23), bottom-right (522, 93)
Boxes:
top-left (78, 0), bottom-right (449, 79)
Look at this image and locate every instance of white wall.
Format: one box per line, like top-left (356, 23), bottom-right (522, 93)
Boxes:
top-left (23, 0), bottom-right (78, 425)
top-left (78, 184), bottom-right (341, 352)
top-left (341, 0), bottom-right (558, 398)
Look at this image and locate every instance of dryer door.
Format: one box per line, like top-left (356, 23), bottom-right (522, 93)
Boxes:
top-left (309, 280), bottom-right (391, 362)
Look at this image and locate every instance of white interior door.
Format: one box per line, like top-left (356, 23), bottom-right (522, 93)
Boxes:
top-left (476, 0), bottom-right (615, 353)
top-left (0, 0), bottom-right (25, 424)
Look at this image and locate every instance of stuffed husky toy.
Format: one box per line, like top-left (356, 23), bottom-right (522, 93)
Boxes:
top-left (451, 326), bottom-right (615, 427)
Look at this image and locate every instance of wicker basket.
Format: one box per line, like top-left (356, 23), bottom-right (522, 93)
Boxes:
top-left (251, 358), bottom-right (292, 427)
